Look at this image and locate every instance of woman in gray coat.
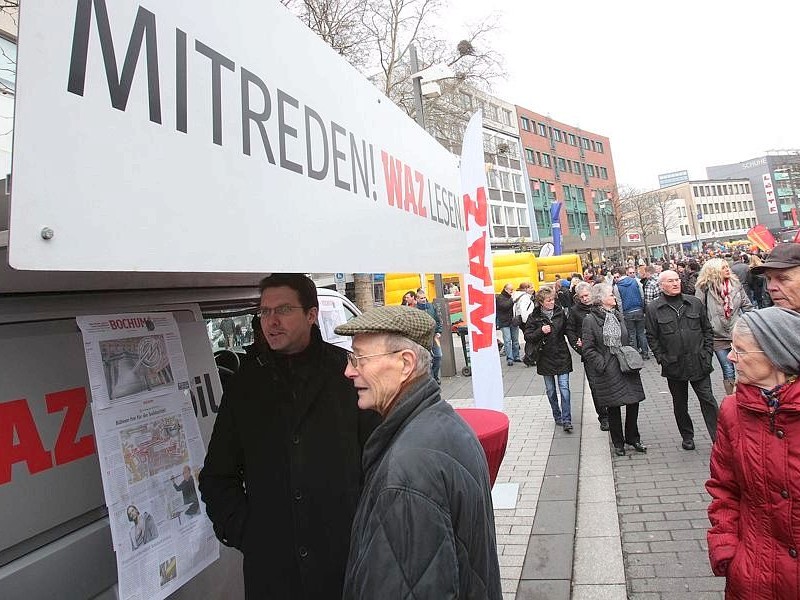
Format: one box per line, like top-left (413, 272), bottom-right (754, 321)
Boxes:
top-left (582, 283), bottom-right (647, 456)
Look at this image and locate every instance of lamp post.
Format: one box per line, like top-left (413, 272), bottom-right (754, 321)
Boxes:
top-left (409, 45), bottom-right (456, 378)
top-left (592, 190), bottom-right (609, 264)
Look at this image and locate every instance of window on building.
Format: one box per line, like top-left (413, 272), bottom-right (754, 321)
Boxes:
top-left (505, 206), bottom-right (519, 226)
top-left (693, 186), bottom-right (699, 196)
top-left (487, 169), bottom-right (499, 189)
top-left (525, 148), bottom-right (535, 163)
top-left (499, 171), bottom-right (511, 190)
top-left (518, 208), bottom-right (529, 226)
top-left (590, 140), bottom-right (596, 152)
top-left (599, 166), bottom-right (608, 179)
top-left (568, 133), bottom-right (576, 145)
top-left (748, 200), bottom-right (753, 210)
top-left (581, 137), bottom-right (590, 149)
top-left (535, 151), bottom-right (542, 165)
top-left (521, 116), bottom-right (530, 131)
top-left (503, 109), bottom-right (513, 126)
top-left (553, 129), bottom-right (562, 142)
top-left (512, 173), bottom-right (523, 193)
top-left (557, 157), bottom-right (567, 172)
top-left (538, 123), bottom-right (547, 136)
top-left (699, 186), bottom-right (705, 197)
top-left (541, 154), bottom-right (552, 168)
top-left (460, 92), bottom-right (472, 109)
top-left (490, 205), bottom-right (504, 225)
top-left (573, 161), bottom-right (582, 174)
top-left (586, 164), bottom-right (595, 177)
top-left (745, 183), bottom-right (751, 194)
top-left (596, 141), bottom-right (604, 153)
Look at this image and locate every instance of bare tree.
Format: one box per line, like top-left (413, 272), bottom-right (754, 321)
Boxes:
top-left (650, 190), bottom-right (683, 256)
top-left (605, 185), bottom-right (636, 261)
top-left (292, 0), bottom-right (372, 69)
top-left (620, 187), bottom-right (662, 262)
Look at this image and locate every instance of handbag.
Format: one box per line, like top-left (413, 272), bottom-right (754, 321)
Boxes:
top-left (615, 345), bottom-right (644, 373)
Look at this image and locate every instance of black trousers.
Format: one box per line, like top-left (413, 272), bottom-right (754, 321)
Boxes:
top-left (607, 402), bottom-right (640, 448)
top-left (666, 376), bottom-right (719, 441)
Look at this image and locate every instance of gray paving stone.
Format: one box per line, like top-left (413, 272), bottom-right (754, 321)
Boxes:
top-left (515, 579), bottom-right (570, 600)
top-left (531, 501), bottom-right (576, 535)
top-left (538, 474), bottom-right (577, 502)
top-left (520, 534), bottom-right (573, 580)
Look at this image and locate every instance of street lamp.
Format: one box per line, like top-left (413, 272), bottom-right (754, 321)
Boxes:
top-left (592, 190), bottom-right (609, 264)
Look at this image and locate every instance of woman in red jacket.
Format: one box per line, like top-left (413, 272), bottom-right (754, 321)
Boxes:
top-left (706, 307), bottom-right (800, 599)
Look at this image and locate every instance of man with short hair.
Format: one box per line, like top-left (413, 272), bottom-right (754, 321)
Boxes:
top-left (614, 266), bottom-right (650, 359)
top-left (200, 273), bottom-right (379, 599)
top-left (642, 265), bottom-right (660, 306)
top-left (646, 270), bottom-right (719, 450)
top-left (414, 289), bottom-right (443, 383)
top-left (335, 306), bottom-right (502, 599)
top-left (751, 242), bottom-right (800, 312)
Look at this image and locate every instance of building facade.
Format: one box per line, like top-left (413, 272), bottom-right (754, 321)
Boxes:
top-left (707, 154), bottom-right (800, 230)
top-left (515, 106), bottom-right (620, 261)
top-left (659, 179), bottom-right (757, 252)
top-left (658, 170), bottom-right (689, 188)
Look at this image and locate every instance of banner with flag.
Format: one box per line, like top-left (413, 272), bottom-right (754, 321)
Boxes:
top-left (460, 111), bottom-right (503, 411)
top-left (550, 202), bottom-right (563, 255)
top-left (746, 224), bottom-right (777, 252)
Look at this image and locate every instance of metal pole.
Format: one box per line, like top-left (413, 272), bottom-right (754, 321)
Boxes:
top-left (410, 45), bottom-right (455, 377)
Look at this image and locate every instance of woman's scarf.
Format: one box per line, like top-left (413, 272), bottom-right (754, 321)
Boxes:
top-left (720, 278), bottom-right (732, 319)
top-left (602, 309), bottom-right (622, 348)
top-left (761, 375), bottom-right (798, 432)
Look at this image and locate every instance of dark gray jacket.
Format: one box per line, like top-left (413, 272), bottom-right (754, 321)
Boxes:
top-left (581, 308), bottom-right (646, 408)
top-left (343, 376), bottom-right (502, 600)
top-left (645, 293), bottom-right (714, 381)
top-left (524, 305), bottom-right (573, 376)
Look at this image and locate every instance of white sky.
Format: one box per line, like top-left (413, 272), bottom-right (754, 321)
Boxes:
top-left (439, 0), bottom-right (799, 190)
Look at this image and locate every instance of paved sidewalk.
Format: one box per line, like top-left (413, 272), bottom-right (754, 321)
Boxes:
top-left (440, 333), bottom-right (726, 599)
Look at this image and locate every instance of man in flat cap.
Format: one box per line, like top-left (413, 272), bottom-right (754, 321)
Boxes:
top-left (335, 306), bottom-right (501, 599)
top-left (751, 242), bottom-right (800, 311)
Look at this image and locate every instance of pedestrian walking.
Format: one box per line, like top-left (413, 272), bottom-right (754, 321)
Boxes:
top-left (706, 307), bottom-right (800, 599)
top-left (694, 258), bottom-right (753, 396)
top-left (525, 286), bottom-right (574, 431)
top-left (646, 270), bottom-right (719, 450)
top-left (581, 282), bottom-right (647, 456)
top-left (334, 306), bottom-right (502, 599)
top-left (566, 281), bottom-right (609, 430)
top-left (496, 282), bottom-right (521, 365)
top-left (613, 266), bottom-right (650, 359)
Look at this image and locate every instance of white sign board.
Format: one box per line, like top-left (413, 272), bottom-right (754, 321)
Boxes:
top-left (11, 0), bottom-right (467, 274)
top-left (763, 174), bottom-right (778, 214)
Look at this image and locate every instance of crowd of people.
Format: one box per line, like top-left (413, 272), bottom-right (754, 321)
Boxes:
top-left (495, 241), bottom-right (800, 597)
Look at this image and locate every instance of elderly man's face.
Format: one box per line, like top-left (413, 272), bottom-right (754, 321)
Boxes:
top-left (659, 270), bottom-right (682, 296)
top-left (344, 334), bottom-right (408, 415)
top-left (764, 266), bottom-right (800, 310)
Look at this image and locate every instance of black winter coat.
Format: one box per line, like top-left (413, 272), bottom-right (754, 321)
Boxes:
top-left (495, 290), bottom-right (514, 327)
top-left (199, 328), bottom-right (380, 599)
top-left (524, 305), bottom-right (573, 376)
top-left (343, 376), bottom-right (502, 599)
top-left (565, 301), bottom-right (593, 356)
top-left (645, 293), bottom-right (714, 381)
top-left (581, 308), bottom-right (646, 408)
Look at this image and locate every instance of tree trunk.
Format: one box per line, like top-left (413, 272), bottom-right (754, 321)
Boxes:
top-left (353, 274), bottom-right (374, 311)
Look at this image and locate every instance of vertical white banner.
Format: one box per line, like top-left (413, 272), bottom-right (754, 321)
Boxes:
top-left (460, 112), bottom-right (504, 411)
top-left (763, 174), bottom-right (778, 214)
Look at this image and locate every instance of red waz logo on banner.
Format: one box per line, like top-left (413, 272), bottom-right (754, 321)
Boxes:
top-left (463, 187), bottom-right (494, 351)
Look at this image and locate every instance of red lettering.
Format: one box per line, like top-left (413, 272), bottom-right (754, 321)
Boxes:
top-left (414, 170), bottom-right (427, 217)
top-left (0, 399), bottom-right (52, 485)
top-left (403, 164), bottom-right (418, 214)
top-left (381, 151), bottom-right (403, 208)
top-left (109, 320), bottom-right (119, 330)
top-left (463, 187), bottom-right (488, 228)
top-left (46, 388), bottom-right (96, 466)
top-left (467, 285), bottom-right (495, 351)
top-left (467, 232), bottom-right (492, 287)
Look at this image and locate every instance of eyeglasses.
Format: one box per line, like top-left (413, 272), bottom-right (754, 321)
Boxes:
top-left (257, 305), bottom-right (304, 318)
top-left (730, 345), bottom-right (766, 358)
top-left (346, 350), bottom-right (402, 368)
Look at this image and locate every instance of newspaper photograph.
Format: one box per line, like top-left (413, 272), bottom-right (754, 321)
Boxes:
top-left (91, 392), bottom-right (218, 600)
top-left (77, 313), bottom-right (190, 409)
top-left (317, 294), bottom-right (352, 350)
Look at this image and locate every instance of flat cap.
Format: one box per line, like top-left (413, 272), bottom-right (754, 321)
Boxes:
top-left (751, 242), bottom-right (800, 273)
top-left (335, 305), bottom-right (435, 350)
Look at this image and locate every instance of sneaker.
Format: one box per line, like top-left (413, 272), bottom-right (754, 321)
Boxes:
top-left (614, 446), bottom-right (626, 456)
top-left (631, 441), bottom-right (647, 453)
top-left (681, 439), bottom-right (695, 451)
top-left (507, 360), bottom-right (514, 366)
top-left (563, 423), bottom-right (573, 433)
top-left (555, 419), bottom-right (563, 426)
top-left (599, 418), bottom-right (610, 431)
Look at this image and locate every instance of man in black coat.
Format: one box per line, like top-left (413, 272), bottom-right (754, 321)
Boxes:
top-left (334, 306), bottom-right (502, 599)
top-left (565, 282), bottom-right (609, 431)
top-left (199, 274), bottom-right (380, 599)
top-left (645, 270), bottom-right (719, 450)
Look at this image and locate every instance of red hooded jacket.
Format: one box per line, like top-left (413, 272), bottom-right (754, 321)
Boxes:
top-left (706, 379), bottom-right (800, 599)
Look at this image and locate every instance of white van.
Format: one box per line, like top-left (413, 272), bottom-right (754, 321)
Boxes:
top-left (0, 183), bottom-right (359, 599)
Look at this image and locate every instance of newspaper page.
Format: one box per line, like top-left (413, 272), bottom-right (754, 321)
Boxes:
top-left (76, 313), bottom-right (191, 409)
top-left (80, 313), bottom-right (218, 600)
top-left (317, 294), bottom-right (352, 350)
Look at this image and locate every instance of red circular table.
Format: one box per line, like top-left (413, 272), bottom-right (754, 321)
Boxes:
top-left (455, 408), bottom-right (509, 487)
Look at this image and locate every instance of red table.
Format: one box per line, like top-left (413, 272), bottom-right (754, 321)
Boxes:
top-left (455, 408), bottom-right (509, 487)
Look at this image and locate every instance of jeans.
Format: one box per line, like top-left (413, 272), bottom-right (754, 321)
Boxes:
top-left (607, 403), bottom-right (640, 448)
top-left (431, 341), bottom-right (442, 381)
top-left (623, 309), bottom-right (649, 356)
top-left (543, 373), bottom-right (571, 424)
top-left (667, 375), bottom-right (719, 442)
top-left (501, 326), bottom-right (520, 362)
top-left (714, 347), bottom-right (735, 380)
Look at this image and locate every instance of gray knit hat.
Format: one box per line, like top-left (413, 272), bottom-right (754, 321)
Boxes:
top-left (334, 305), bottom-right (435, 350)
top-left (740, 307), bottom-right (800, 375)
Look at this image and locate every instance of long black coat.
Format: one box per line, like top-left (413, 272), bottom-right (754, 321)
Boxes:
top-left (343, 376), bottom-right (502, 599)
top-left (199, 328), bottom-right (380, 599)
top-left (645, 293), bottom-right (714, 381)
top-left (495, 290), bottom-right (514, 327)
top-left (565, 301), bottom-right (593, 356)
top-left (581, 308), bottom-right (646, 408)
top-left (524, 305), bottom-right (573, 376)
